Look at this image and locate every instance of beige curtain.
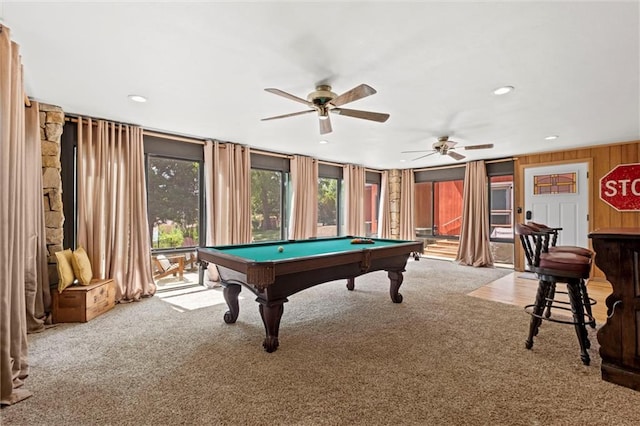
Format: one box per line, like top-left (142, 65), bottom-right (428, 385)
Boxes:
top-left (0, 24), bottom-right (33, 406)
top-left (399, 169), bottom-right (415, 240)
top-left (288, 155), bottom-right (318, 239)
top-left (343, 164), bottom-right (366, 236)
top-left (455, 160), bottom-right (494, 267)
top-left (377, 170), bottom-right (392, 238)
top-left (25, 102), bottom-right (51, 333)
top-left (203, 140), bottom-right (251, 246)
top-left (76, 118), bottom-right (156, 301)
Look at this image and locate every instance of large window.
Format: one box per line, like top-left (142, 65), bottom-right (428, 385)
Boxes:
top-left (318, 177), bottom-right (339, 237)
top-left (414, 165), bottom-right (466, 241)
top-left (250, 153), bottom-right (290, 242)
top-left (364, 171), bottom-right (381, 237)
top-left (318, 163), bottom-right (343, 237)
top-left (147, 156), bottom-right (201, 249)
top-left (251, 169), bottom-right (286, 241)
top-left (489, 175), bottom-right (514, 240)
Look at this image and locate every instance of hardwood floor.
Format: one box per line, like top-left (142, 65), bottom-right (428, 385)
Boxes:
top-left (469, 272), bottom-right (612, 324)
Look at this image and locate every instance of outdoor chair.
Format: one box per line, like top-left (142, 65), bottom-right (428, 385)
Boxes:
top-left (152, 254), bottom-right (185, 280)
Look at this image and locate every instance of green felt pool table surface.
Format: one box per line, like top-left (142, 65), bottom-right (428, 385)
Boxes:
top-left (205, 236), bottom-right (406, 262)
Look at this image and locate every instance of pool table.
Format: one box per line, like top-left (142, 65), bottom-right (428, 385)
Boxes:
top-left (197, 236), bottom-right (423, 352)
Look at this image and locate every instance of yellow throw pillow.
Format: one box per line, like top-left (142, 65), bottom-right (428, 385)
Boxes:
top-left (71, 246), bottom-right (93, 286)
top-left (55, 249), bottom-right (76, 293)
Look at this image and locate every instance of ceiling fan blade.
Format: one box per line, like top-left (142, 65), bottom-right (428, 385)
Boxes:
top-left (261, 110), bottom-right (315, 121)
top-left (330, 84), bottom-right (377, 107)
top-left (463, 143), bottom-right (494, 150)
top-left (448, 151), bottom-right (466, 161)
top-left (401, 149), bottom-right (432, 153)
top-left (412, 152), bottom-right (438, 161)
top-left (319, 115), bottom-right (333, 134)
top-left (331, 108), bottom-right (390, 122)
top-left (264, 88), bottom-right (313, 107)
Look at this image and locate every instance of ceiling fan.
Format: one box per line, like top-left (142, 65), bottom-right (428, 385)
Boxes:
top-left (261, 84), bottom-right (390, 134)
top-left (401, 136), bottom-right (494, 161)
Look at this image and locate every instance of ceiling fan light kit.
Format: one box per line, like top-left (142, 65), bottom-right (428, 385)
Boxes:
top-left (262, 84), bottom-right (390, 135)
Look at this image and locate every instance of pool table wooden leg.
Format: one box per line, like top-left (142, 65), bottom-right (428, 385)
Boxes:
top-left (222, 283), bottom-right (241, 324)
top-left (259, 301), bottom-right (285, 353)
top-left (388, 270), bottom-right (404, 303)
top-left (346, 278), bottom-right (355, 291)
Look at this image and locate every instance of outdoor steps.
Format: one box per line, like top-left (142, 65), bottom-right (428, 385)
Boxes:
top-left (423, 239), bottom-right (459, 260)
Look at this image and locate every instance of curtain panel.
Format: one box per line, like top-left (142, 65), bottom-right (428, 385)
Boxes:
top-left (76, 118), bottom-right (156, 301)
top-left (0, 24), bottom-right (33, 406)
top-left (455, 160), bottom-right (494, 267)
top-left (377, 171), bottom-right (392, 238)
top-left (288, 155), bottom-right (318, 240)
top-left (203, 140), bottom-right (251, 246)
top-left (343, 164), bottom-right (366, 236)
top-left (399, 169), bottom-right (416, 240)
top-left (24, 102), bottom-right (51, 333)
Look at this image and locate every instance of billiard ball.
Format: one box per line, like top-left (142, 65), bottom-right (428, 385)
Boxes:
top-left (277, 246), bottom-right (284, 252)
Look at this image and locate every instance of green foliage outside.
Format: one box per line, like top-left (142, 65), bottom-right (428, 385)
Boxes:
top-left (318, 178), bottom-right (337, 225)
top-left (148, 157), bottom-right (200, 249)
top-left (251, 169), bottom-right (282, 240)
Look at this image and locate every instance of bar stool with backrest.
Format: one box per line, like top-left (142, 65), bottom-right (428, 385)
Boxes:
top-left (526, 221), bottom-right (596, 327)
top-left (515, 223), bottom-right (595, 365)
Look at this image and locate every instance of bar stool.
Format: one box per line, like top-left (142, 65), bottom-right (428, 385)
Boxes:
top-left (526, 222), bottom-right (596, 327)
top-left (515, 223), bottom-right (595, 365)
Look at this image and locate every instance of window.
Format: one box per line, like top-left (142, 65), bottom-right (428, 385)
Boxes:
top-left (318, 163), bottom-right (343, 237)
top-left (414, 179), bottom-right (464, 239)
top-left (318, 177), bottom-right (339, 236)
top-left (364, 171), bottom-right (381, 238)
top-left (489, 176), bottom-right (513, 240)
top-left (251, 169), bottom-right (286, 241)
top-left (147, 156), bottom-right (201, 249)
top-left (250, 153), bottom-right (290, 242)
top-left (487, 160), bottom-right (515, 265)
top-left (533, 172), bottom-right (577, 194)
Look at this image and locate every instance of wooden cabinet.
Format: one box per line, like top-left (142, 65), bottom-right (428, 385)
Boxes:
top-left (589, 228), bottom-right (640, 391)
top-left (52, 278), bottom-right (116, 323)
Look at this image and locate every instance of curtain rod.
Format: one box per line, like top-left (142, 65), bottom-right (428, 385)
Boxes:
top-left (143, 129), bottom-right (205, 145)
top-left (250, 148), bottom-right (292, 159)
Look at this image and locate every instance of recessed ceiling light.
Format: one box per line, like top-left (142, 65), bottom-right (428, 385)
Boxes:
top-left (399, 159), bottom-right (406, 163)
top-left (319, 140), bottom-right (328, 144)
top-left (544, 135), bottom-right (559, 140)
top-left (493, 86), bottom-right (514, 95)
top-left (128, 94), bottom-right (147, 103)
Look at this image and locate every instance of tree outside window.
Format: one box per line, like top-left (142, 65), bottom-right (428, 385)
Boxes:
top-left (251, 169), bottom-right (283, 241)
top-left (147, 157), bottom-right (200, 249)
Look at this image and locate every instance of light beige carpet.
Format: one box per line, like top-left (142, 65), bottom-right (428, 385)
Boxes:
top-left (3, 258), bottom-right (640, 425)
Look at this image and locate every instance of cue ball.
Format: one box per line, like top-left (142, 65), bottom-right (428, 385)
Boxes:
top-left (277, 246), bottom-right (284, 252)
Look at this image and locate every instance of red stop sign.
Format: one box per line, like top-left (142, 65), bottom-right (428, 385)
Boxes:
top-left (600, 163), bottom-right (640, 211)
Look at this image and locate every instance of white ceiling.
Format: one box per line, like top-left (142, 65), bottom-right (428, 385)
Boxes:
top-left (2, 1), bottom-right (639, 169)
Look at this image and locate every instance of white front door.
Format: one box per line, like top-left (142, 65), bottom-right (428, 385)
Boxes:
top-left (524, 162), bottom-right (589, 248)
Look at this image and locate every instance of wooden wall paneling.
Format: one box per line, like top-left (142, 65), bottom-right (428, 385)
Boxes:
top-left (607, 145), bottom-right (623, 228)
top-left (512, 141), bottom-right (640, 275)
top-left (592, 146), bottom-right (613, 231)
top-left (563, 150), bottom-right (578, 161)
top-left (514, 159), bottom-right (524, 271)
top-left (538, 153), bottom-right (554, 163)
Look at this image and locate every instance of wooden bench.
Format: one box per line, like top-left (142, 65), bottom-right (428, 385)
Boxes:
top-left (52, 278), bottom-right (116, 323)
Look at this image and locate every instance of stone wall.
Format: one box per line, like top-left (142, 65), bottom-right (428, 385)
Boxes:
top-left (39, 103), bottom-right (65, 283)
top-left (388, 169), bottom-right (401, 239)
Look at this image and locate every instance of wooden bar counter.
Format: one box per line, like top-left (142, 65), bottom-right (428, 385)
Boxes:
top-left (589, 228), bottom-right (640, 391)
